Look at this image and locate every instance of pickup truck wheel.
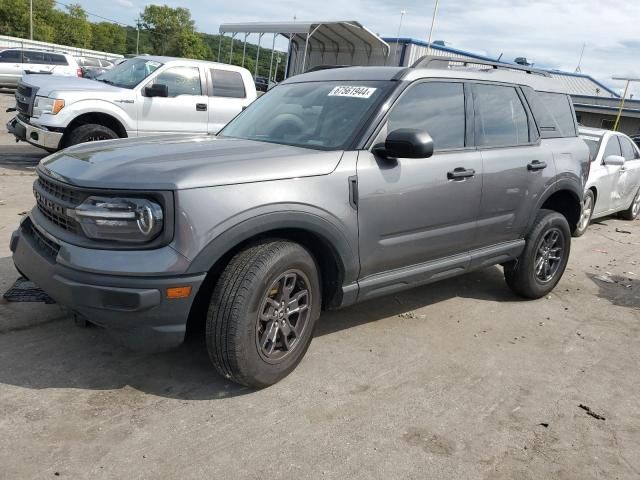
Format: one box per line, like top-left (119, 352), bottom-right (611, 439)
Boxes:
top-left (504, 209), bottom-right (571, 299)
top-left (573, 190), bottom-right (594, 237)
top-left (619, 188), bottom-right (640, 221)
top-left (65, 124), bottom-right (118, 147)
top-left (206, 240), bottom-right (321, 388)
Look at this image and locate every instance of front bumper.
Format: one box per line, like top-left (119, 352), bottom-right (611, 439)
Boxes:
top-left (10, 218), bottom-right (206, 351)
top-left (7, 116), bottom-right (63, 151)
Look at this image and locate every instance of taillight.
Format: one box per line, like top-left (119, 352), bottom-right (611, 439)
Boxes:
top-left (76, 68), bottom-right (82, 77)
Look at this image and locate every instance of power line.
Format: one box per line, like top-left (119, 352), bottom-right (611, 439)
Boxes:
top-left (52, 0), bottom-right (131, 27)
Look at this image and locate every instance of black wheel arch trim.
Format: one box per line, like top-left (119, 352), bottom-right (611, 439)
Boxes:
top-left (186, 210), bottom-right (359, 287)
top-left (527, 178), bottom-right (583, 232)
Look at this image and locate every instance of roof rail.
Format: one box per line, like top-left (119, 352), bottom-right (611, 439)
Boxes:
top-left (306, 64), bottom-right (352, 73)
top-left (411, 55), bottom-right (551, 77)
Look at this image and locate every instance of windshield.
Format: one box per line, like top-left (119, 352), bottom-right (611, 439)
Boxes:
top-left (580, 136), bottom-right (601, 160)
top-left (219, 81), bottom-right (392, 149)
top-left (95, 58), bottom-right (162, 89)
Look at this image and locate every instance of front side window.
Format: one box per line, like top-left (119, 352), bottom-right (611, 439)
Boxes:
top-left (95, 58), bottom-right (162, 89)
top-left (211, 69), bottom-right (246, 98)
top-left (220, 80), bottom-right (392, 150)
top-left (150, 67), bottom-right (202, 97)
top-left (475, 84), bottom-right (529, 147)
top-left (0, 50), bottom-right (21, 63)
top-left (387, 82), bottom-right (466, 150)
top-left (619, 136), bottom-right (640, 160)
top-left (603, 137), bottom-right (622, 159)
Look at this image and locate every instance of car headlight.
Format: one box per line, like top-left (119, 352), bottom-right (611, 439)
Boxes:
top-left (68, 196), bottom-right (163, 243)
top-left (33, 96), bottom-right (65, 116)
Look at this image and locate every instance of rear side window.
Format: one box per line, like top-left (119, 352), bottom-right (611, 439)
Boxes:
top-left (23, 51), bottom-right (45, 64)
top-left (211, 69), bottom-right (246, 98)
top-left (474, 84), bottom-right (529, 147)
top-left (46, 53), bottom-right (68, 65)
top-left (0, 50), bottom-right (21, 62)
top-left (529, 92), bottom-right (577, 138)
top-left (603, 137), bottom-right (622, 158)
top-left (387, 81), bottom-right (466, 150)
top-left (619, 136), bottom-right (640, 160)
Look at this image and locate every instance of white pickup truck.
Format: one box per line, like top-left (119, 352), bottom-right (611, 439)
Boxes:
top-left (7, 56), bottom-right (257, 151)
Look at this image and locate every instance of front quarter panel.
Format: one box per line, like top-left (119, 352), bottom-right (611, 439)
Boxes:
top-left (174, 151), bottom-right (360, 284)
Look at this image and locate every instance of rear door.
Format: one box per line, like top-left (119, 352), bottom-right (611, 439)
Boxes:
top-left (137, 65), bottom-right (209, 135)
top-left (207, 67), bottom-right (248, 133)
top-left (472, 83), bottom-right (554, 247)
top-left (0, 50), bottom-right (23, 86)
top-left (618, 135), bottom-right (640, 209)
top-left (357, 80), bottom-right (483, 280)
top-left (22, 50), bottom-right (53, 75)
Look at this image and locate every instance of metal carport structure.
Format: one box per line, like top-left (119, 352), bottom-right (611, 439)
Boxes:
top-left (218, 21), bottom-right (391, 81)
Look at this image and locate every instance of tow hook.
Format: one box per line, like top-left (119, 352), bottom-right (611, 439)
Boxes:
top-left (6, 107), bottom-right (16, 113)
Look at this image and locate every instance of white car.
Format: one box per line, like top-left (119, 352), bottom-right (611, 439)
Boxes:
top-left (575, 127), bottom-right (640, 236)
top-left (0, 48), bottom-right (81, 88)
top-left (7, 56), bottom-right (257, 151)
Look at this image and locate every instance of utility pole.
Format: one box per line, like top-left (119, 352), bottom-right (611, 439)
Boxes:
top-left (136, 17), bottom-right (142, 55)
top-left (394, 10), bottom-right (406, 64)
top-left (612, 76), bottom-right (640, 131)
top-left (30, 0), bottom-right (33, 40)
top-left (575, 42), bottom-right (586, 73)
top-left (426, 0), bottom-right (440, 55)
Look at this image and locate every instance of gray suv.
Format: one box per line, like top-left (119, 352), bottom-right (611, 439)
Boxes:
top-left (10, 57), bottom-right (589, 388)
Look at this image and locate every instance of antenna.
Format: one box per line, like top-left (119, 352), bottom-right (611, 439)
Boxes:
top-left (575, 42), bottom-right (586, 73)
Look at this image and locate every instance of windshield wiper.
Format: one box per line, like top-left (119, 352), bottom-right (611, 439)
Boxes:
top-left (96, 78), bottom-right (114, 85)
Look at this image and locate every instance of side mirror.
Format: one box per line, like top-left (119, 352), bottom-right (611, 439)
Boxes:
top-left (604, 154), bottom-right (625, 166)
top-left (373, 128), bottom-right (434, 159)
top-left (144, 83), bottom-right (169, 98)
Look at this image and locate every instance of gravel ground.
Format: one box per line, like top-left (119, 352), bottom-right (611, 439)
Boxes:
top-left (0, 91), bottom-right (639, 480)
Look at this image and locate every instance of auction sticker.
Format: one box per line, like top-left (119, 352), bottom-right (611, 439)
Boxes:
top-left (328, 86), bottom-right (377, 98)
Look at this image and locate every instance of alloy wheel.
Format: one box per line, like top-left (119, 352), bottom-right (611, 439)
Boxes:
top-left (534, 228), bottom-right (565, 283)
top-left (632, 191), bottom-right (640, 218)
top-left (578, 194), bottom-right (593, 231)
top-left (256, 270), bottom-right (311, 362)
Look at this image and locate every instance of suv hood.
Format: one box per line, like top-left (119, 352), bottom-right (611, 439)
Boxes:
top-left (22, 74), bottom-right (126, 97)
top-left (39, 135), bottom-right (344, 190)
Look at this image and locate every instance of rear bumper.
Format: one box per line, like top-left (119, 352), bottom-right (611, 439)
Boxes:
top-left (7, 116), bottom-right (62, 151)
top-left (11, 218), bottom-right (206, 351)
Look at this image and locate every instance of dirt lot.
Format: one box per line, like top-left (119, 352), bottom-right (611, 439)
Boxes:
top-left (0, 90), bottom-right (639, 479)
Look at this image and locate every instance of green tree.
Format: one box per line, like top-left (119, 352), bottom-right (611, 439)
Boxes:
top-left (54, 4), bottom-right (92, 48)
top-left (175, 30), bottom-right (211, 60)
top-left (141, 4), bottom-right (194, 55)
top-left (91, 22), bottom-right (127, 54)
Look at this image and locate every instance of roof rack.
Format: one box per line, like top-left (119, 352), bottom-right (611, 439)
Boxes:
top-left (411, 55), bottom-right (551, 78)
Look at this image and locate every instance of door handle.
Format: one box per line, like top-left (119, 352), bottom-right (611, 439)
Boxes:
top-left (196, 103), bottom-right (207, 111)
top-left (447, 167), bottom-right (476, 180)
top-left (527, 160), bottom-right (547, 171)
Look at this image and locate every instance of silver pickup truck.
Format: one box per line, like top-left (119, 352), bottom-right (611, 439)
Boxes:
top-left (7, 56), bottom-right (257, 151)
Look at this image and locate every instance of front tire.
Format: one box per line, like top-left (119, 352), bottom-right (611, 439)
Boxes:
top-left (65, 123), bottom-right (118, 147)
top-left (206, 240), bottom-right (321, 388)
top-left (619, 188), bottom-right (640, 221)
top-left (505, 209), bottom-right (571, 299)
top-left (573, 190), bottom-right (594, 237)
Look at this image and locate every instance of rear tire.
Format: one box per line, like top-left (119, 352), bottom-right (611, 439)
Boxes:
top-left (206, 240), bottom-right (321, 388)
top-left (573, 190), bottom-right (594, 237)
top-left (505, 209), bottom-right (571, 299)
top-left (619, 188), bottom-right (640, 221)
top-left (65, 124), bottom-right (118, 147)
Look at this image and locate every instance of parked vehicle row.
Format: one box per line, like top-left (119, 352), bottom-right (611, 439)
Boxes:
top-left (0, 48), bottom-right (81, 88)
top-left (6, 56), bottom-right (256, 151)
top-left (575, 127), bottom-right (640, 235)
top-left (10, 58), bottom-right (591, 388)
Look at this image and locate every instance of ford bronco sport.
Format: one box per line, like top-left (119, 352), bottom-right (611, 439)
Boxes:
top-left (11, 57), bottom-right (589, 388)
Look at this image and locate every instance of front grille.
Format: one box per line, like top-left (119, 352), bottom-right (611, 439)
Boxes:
top-left (16, 99), bottom-right (29, 115)
top-left (17, 84), bottom-right (33, 97)
top-left (24, 218), bottom-right (60, 260)
top-left (38, 175), bottom-right (83, 205)
top-left (33, 173), bottom-right (85, 234)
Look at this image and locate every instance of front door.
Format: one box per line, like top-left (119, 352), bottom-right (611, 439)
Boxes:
top-left (357, 81), bottom-right (482, 281)
top-left (617, 135), bottom-right (640, 209)
top-left (138, 65), bottom-right (208, 135)
top-left (598, 136), bottom-right (626, 214)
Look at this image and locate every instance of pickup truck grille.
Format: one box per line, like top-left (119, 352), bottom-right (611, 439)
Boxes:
top-left (33, 173), bottom-right (86, 234)
top-left (15, 81), bottom-right (37, 117)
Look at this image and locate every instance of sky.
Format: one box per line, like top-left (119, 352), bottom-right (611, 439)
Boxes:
top-left (82, 0), bottom-right (640, 96)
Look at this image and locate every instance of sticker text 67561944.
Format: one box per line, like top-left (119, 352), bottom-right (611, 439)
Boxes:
top-left (328, 86), bottom-right (377, 99)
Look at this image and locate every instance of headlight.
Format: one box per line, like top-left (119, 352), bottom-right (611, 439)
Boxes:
top-left (33, 96), bottom-right (65, 116)
top-left (68, 196), bottom-right (163, 243)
